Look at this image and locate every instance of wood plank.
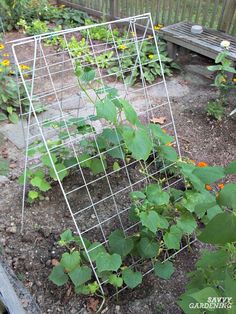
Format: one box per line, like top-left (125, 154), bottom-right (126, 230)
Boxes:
top-left (219, 0), bottom-right (236, 33)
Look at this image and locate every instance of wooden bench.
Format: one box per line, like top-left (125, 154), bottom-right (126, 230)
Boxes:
top-left (160, 21), bottom-right (236, 66)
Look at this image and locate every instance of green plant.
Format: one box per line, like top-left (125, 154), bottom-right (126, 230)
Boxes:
top-left (18, 19), bottom-right (49, 35)
top-left (207, 48), bottom-right (236, 106)
top-left (206, 99), bottom-right (225, 120)
top-left (0, 47), bottom-right (30, 123)
top-left (108, 35), bottom-right (179, 85)
top-left (81, 19), bottom-right (120, 41)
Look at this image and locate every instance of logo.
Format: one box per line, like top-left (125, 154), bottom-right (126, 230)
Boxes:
top-left (189, 297), bottom-right (233, 310)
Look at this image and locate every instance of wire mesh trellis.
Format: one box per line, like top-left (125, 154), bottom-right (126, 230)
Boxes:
top-left (12, 13), bottom-right (196, 295)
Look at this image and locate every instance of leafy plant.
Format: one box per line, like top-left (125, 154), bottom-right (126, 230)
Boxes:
top-left (207, 48), bottom-right (236, 107)
top-left (81, 19), bottom-right (120, 41)
top-left (206, 99), bottom-right (225, 120)
top-left (0, 46), bottom-right (30, 123)
top-left (18, 19), bottom-right (49, 35)
top-left (108, 35), bottom-right (179, 85)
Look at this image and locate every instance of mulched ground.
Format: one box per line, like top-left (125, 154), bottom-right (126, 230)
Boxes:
top-left (0, 30), bottom-right (236, 314)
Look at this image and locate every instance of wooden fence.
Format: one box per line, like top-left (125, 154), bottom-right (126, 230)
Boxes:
top-left (58, 0), bottom-right (236, 35)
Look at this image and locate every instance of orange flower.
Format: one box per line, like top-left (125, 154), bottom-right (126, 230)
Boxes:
top-left (205, 184), bottom-right (212, 191)
top-left (197, 161), bottom-right (208, 167)
top-left (218, 183), bottom-right (224, 190)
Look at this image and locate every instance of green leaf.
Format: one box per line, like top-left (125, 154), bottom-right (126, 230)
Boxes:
top-left (75, 282), bottom-right (99, 295)
top-left (158, 145), bottom-right (178, 162)
top-left (87, 242), bottom-right (106, 262)
top-left (49, 163), bottom-right (68, 181)
top-left (149, 124), bottom-right (174, 144)
top-left (7, 106), bottom-right (13, 114)
top-left (60, 251), bottom-right (81, 272)
top-left (130, 191), bottom-right (146, 200)
top-left (69, 266), bottom-right (92, 286)
top-left (122, 268), bottom-right (142, 288)
top-left (112, 161), bottom-right (120, 171)
top-left (193, 166), bottom-right (225, 184)
top-left (176, 213), bottom-right (197, 234)
top-left (136, 237), bottom-right (159, 258)
top-left (108, 274), bottom-right (123, 288)
top-left (225, 160), bottom-right (236, 175)
top-left (217, 183), bottom-right (236, 210)
top-left (41, 154), bottom-right (57, 167)
top-left (140, 211), bottom-right (158, 233)
top-left (59, 229), bottom-right (74, 245)
top-left (207, 65), bottom-right (221, 71)
top-left (120, 99), bottom-right (139, 125)
top-left (196, 249), bottom-right (230, 269)
top-left (9, 112), bottom-right (19, 124)
top-left (96, 253), bottom-right (122, 273)
top-left (30, 176), bottom-right (51, 192)
top-left (0, 112), bottom-right (8, 121)
top-left (154, 261), bottom-right (175, 279)
top-left (163, 225), bottom-right (182, 250)
top-left (80, 67), bottom-right (95, 82)
top-left (190, 287), bottom-right (219, 303)
top-left (146, 184), bottom-right (170, 206)
top-left (224, 271), bottom-right (236, 314)
top-left (109, 230), bottom-right (134, 258)
top-left (49, 265), bottom-right (68, 286)
top-left (28, 190), bottom-right (39, 200)
top-left (90, 158), bottom-right (106, 175)
top-left (198, 212), bottom-right (236, 244)
top-left (122, 126), bottom-right (152, 161)
top-left (96, 99), bottom-right (117, 123)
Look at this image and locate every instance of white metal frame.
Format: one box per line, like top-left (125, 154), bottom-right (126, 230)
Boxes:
top-left (12, 13), bottom-right (195, 295)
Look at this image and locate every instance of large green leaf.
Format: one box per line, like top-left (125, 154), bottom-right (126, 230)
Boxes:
top-left (96, 253), bottom-right (122, 273)
top-left (198, 212), bottom-right (236, 244)
top-left (193, 166), bottom-right (225, 184)
top-left (108, 230), bottom-right (134, 258)
top-left (60, 251), bottom-right (81, 272)
top-left (149, 124), bottom-right (174, 144)
top-left (69, 266), bottom-right (92, 286)
top-left (122, 126), bottom-right (152, 161)
top-left (80, 66), bottom-right (95, 82)
top-left (146, 184), bottom-right (170, 206)
top-left (49, 265), bottom-right (68, 286)
top-left (225, 160), bottom-right (236, 175)
top-left (136, 237), bottom-right (159, 258)
top-left (176, 213), bottom-right (197, 234)
top-left (158, 145), bottom-right (178, 162)
top-left (122, 268), bottom-right (142, 288)
top-left (119, 99), bottom-right (139, 125)
top-left (49, 163), bottom-right (68, 181)
top-left (224, 272), bottom-right (236, 314)
top-left (190, 287), bottom-right (219, 303)
top-left (163, 225), bottom-right (182, 250)
top-left (217, 183), bottom-right (236, 210)
top-left (140, 211), bottom-right (159, 233)
top-left (96, 98), bottom-right (117, 124)
top-left (154, 261), bottom-right (175, 279)
top-left (87, 242), bottom-right (106, 262)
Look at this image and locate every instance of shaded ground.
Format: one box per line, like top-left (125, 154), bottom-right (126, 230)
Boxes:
top-left (0, 32), bottom-right (236, 314)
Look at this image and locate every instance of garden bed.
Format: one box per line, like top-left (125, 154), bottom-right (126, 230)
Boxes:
top-left (0, 26), bottom-right (236, 312)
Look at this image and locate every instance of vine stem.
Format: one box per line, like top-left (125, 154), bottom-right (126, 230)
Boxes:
top-left (95, 294), bottom-right (106, 313)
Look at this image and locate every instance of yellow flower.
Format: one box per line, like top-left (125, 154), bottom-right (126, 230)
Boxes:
top-left (59, 4), bottom-right (65, 8)
top-left (158, 23), bottom-right (164, 28)
top-left (23, 74), bottom-right (29, 78)
top-left (131, 31), bottom-right (136, 37)
top-left (20, 64), bottom-right (30, 70)
top-left (148, 54), bottom-right (154, 59)
top-left (233, 78), bottom-right (236, 83)
top-left (119, 44), bottom-right (127, 50)
top-left (9, 70), bottom-right (15, 75)
top-left (0, 44), bottom-right (5, 50)
top-left (148, 35), bottom-right (153, 39)
top-left (165, 142), bottom-right (173, 147)
top-left (1, 59), bottom-right (10, 66)
top-left (154, 25), bottom-right (161, 31)
top-left (3, 53), bottom-right (9, 57)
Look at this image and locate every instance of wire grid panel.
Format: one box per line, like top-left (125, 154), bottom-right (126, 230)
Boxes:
top-left (12, 13), bottom-right (184, 294)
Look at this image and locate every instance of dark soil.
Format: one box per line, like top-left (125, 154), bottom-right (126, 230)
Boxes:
top-left (0, 31), bottom-right (236, 314)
